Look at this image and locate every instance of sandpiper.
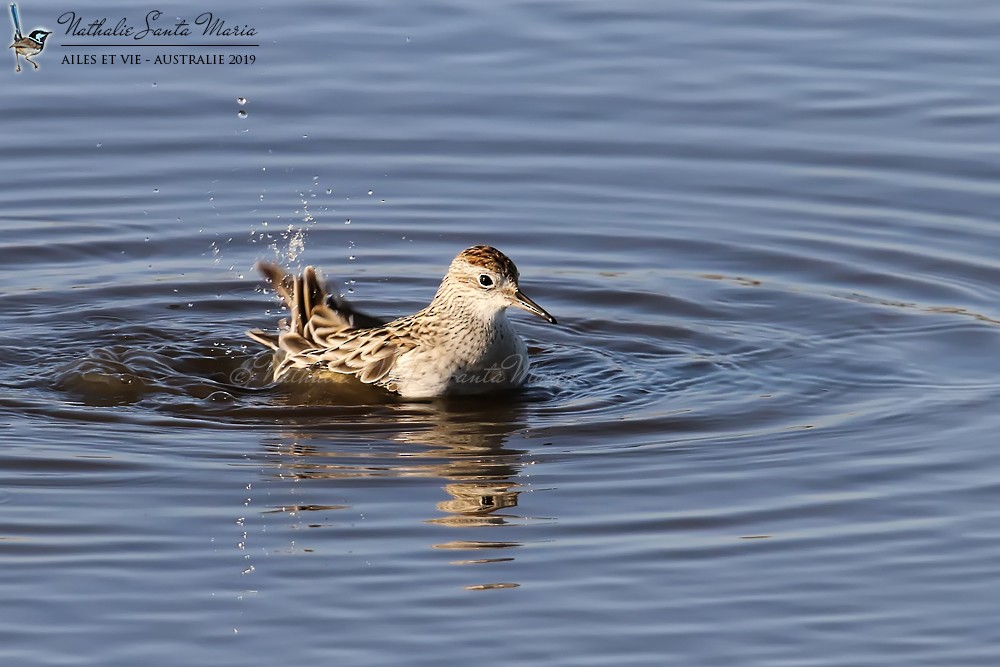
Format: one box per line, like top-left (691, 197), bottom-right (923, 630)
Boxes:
top-left (248, 245), bottom-right (557, 398)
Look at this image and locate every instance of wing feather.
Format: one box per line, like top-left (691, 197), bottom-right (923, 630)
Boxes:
top-left (278, 331), bottom-right (315, 355)
top-left (246, 329), bottom-right (279, 350)
top-left (249, 262), bottom-right (405, 388)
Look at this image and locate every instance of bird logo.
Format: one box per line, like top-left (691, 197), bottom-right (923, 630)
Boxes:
top-left (9, 3), bottom-right (50, 72)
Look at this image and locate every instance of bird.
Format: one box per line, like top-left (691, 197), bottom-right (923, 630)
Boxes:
top-left (10, 28), bottom-right (50, 72)
top-left (247, 245), bottom-right (557, 398)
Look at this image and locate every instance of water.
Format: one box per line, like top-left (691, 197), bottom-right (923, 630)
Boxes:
top-left (3, 1), bottom-right (1000, 664)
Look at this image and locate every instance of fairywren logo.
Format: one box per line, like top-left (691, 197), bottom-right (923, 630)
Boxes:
top-left (8, 2), bottom-right (50, 72)
top-left (7, 5), bottom-right (260, 71)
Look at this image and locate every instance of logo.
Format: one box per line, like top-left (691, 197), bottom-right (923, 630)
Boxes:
top-left (8, 2), bottom-right (49, 72)
top-left (7, 5), bottom-right (260, 72)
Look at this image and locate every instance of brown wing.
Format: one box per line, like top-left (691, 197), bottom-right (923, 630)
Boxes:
top-left (254, 262), bottom-right (385, 338)
top-left (271, 326), bottom-right (411, 386)
top-left (250, 262), bottom-right (409, 387)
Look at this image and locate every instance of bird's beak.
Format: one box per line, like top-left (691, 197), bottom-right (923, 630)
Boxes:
top-left (512, 289), bottom-right (557, 324)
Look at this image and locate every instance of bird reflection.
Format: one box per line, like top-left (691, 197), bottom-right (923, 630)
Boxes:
top-left (430, 481), bottom-right (520, 525)
top-left (259, 393), bottom-right (535, 533)
top-left (236, 365), bottom-right (555, 590)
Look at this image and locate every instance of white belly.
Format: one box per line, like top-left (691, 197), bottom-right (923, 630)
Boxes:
top-left (388, 321), bottom-right (530, 398)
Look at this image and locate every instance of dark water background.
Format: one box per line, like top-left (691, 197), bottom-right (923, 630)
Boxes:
top-left (3, 1), bottom-right (1000, 664)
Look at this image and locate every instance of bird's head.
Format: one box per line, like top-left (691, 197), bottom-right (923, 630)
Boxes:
top-left (438, 245), bottom-right (557, 324)
top-left (28, 29), bottom-right (51, 44)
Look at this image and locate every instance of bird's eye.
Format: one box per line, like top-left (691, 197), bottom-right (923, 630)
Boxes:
top-left (478, 274), bottom-right (494, 288)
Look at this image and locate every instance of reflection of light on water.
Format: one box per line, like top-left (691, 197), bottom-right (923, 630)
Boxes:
top-left (434, 541), bottom-right (522, 550)
top-left (435, 539), bottom-right (525, 588)
top-left (464, 583), bottom-right (520, 591)
top-left (449, 557), bottom-right (515, 565)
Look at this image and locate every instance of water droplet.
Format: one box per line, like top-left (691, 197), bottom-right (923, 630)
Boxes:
top-left (348, 255), bottom-right (356, 261)
top-left (344, 218), bottom-right (351, 225)
top-left (237, 109), bottom-right (248, 119)
top-left (367, 190), bottom-right (374, 196)
top-left (237, 97), bottom-right (247, 105)
top-left (144, 236), bottom-right (150, 242)
top-left (96, 143), bottom-right (102, 148)
top-left (151, 82), bottom-right (157, 87)
top-left (325, 188), bottom-right (333, 195)
top-left (152, 188), bottom-right (159, 193)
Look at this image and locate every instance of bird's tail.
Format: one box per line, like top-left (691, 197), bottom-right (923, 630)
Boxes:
top-left (247, 262), bottom-right (386, 351)
top-left (10, 3), bottom-right (22, 40)
top-left (259, 262), bottom-right (329, 336)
